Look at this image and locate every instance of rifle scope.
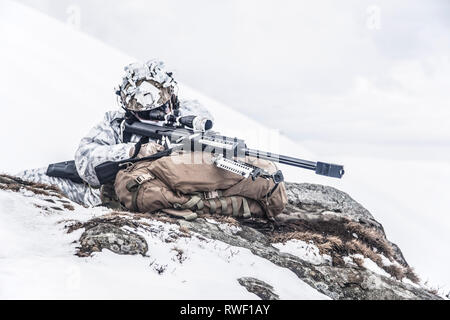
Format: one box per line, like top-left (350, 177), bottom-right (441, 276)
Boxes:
top-left (146, 110), bottom-right (213, 132)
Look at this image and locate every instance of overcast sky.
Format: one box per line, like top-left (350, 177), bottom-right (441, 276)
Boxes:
top-left (14, 0), bottom-right (450, 159)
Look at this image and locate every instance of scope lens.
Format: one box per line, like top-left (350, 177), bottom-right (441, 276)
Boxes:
top-left (204, 120), bottom-right (213, 131)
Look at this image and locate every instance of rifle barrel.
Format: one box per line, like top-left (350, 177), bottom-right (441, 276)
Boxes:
top-left (244, 148), bottom-right (344, 178)
top-left (124, 121), bottom-right (344, 178)
top-left (244, 148), bottom-right (316, 170)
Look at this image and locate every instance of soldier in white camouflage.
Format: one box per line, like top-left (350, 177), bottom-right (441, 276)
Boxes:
top-left (18, 60), bottom-right (213, 207)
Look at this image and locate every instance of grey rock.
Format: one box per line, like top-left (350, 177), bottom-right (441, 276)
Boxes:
top-left (284, 182), bottom-right (382, 230)
top-left (77, 223), bottom-right (148, 256)
top-left (237, 277), bottom-right (280, 300)
top-left (180, 218), bottom-right (439, 300)
top-left (283, 182), bottom-right (408, 267)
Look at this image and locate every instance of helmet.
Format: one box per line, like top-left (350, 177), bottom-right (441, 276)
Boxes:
top-left (116, 60), bottom-right (178, 112)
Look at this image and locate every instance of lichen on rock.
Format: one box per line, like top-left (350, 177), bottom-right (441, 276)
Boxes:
top-left (77, 223), bottom-right (148, 257)
top-left (237, 277), bottom-right (280, 300)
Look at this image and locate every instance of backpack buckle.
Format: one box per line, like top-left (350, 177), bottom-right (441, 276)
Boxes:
top-left (135, 173), bottom-right (154, 185)
top-left (204, 190), bottom-right (220, 199)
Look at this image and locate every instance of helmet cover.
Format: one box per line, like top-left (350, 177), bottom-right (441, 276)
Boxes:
top-left (117, 60), bottom-right (178, 111)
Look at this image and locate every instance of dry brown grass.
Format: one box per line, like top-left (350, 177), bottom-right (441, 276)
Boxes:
top-left (383, 265), bottom-right (405, 281)
top-left (178, 226), bottom-right (190, 235)
top-left (64, 221), bottom-right (84, 234)
top-left (271, 231), bottom-right (321, 244)
top-left (0, 174), bottom-right (65, 198)
top-left (332, 255), bottom-right (345, 266)
top-left (0, 183), bottom-right (20, 192)
top-left (268, 214), bottom-right (397, 261)
top-left (145, 212), bottom-right (178, 224)
top-left (62, 203), bottom-right (75, 211)
top-left (404, 266), bottom-right (421, 284)
top-left (172, 246), bottom-right (187, 264)
top-left (317, 242), bottom-right (333, 252)
top-left (353, 257), bottom-right (365, 268)
top-left (198, 213), bottom-right (240, 226)
top-left (269, 226), bottom-right (413, 281)
top-left (347, 239), bottom-right (384, 267)
top-left (344, 221), bottom-right (394, 258)
top-left (326, 235), bottom-right (344, 250)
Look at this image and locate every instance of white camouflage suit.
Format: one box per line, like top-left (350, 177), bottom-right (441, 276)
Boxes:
top-left (18, 100), bottom-right (212, 207)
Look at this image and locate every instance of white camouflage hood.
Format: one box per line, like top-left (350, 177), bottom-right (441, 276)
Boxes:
top-left (117, 59), bottom-right (178, 111)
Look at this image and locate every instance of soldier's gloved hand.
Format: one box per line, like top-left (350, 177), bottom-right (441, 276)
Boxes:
top-left (129, 142), bottom-right (165, 158)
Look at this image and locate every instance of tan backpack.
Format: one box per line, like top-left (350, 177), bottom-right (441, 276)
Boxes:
top-left (114, 151), bottom-right (287, 220)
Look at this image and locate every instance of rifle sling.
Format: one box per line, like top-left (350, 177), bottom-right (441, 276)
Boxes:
top-left (95, 147), bottom-right (174, 185)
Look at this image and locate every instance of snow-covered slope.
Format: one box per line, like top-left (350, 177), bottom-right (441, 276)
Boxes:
top-left (0, 179), bottom-right (328, 299)
top-left (0, 0), bottom-right (448, 294)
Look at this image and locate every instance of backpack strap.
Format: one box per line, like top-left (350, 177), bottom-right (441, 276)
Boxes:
top-left (196, 199), bottom-right (204, 210)
top-left (126, 173), bottom-right (155, 212)
top-left (130, 136), bottom-right (150, 158)
top-left (180, 194), bottom-right (251, 218)
top-left (208, 199), bottom-right (217, 214)
top-left (219, 198), bottom-right (228, 215)
top-left (166, 196), bottom-right (202, 221)
top-left (125, 180), bottom-right (141, 212)
top-left (180, 195), bottom-right (202, 210)
top-left (231, 196), bottom-right (239, 217)
top-left (122, 130), bottom-right (133, 144)
top-left (242, 198), bottom-right (251, 218)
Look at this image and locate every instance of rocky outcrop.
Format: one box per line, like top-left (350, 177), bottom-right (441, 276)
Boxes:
top-left (178, 216), bottom-right (435, 300)
top-left (0, 174), bottom-right (441, 300)
top-left (237, 277), bottom-right (280, 300)
top-left (77, 223), bottom-right (148, 257)
top-left (282, 183), bottom-right (408, 266)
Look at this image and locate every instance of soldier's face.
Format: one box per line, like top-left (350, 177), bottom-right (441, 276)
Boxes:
top-left (134, 100), bottom-right (172, 121)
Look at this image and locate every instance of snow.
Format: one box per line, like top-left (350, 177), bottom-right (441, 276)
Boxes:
top-left (0, 0), bottom-right (448, 295)
top-left (350, 254), bottom-right (391, 279)
top-left (0, 188), bottom-right (328, 299)
top-left (272, 240), bottom-right (332, 266)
